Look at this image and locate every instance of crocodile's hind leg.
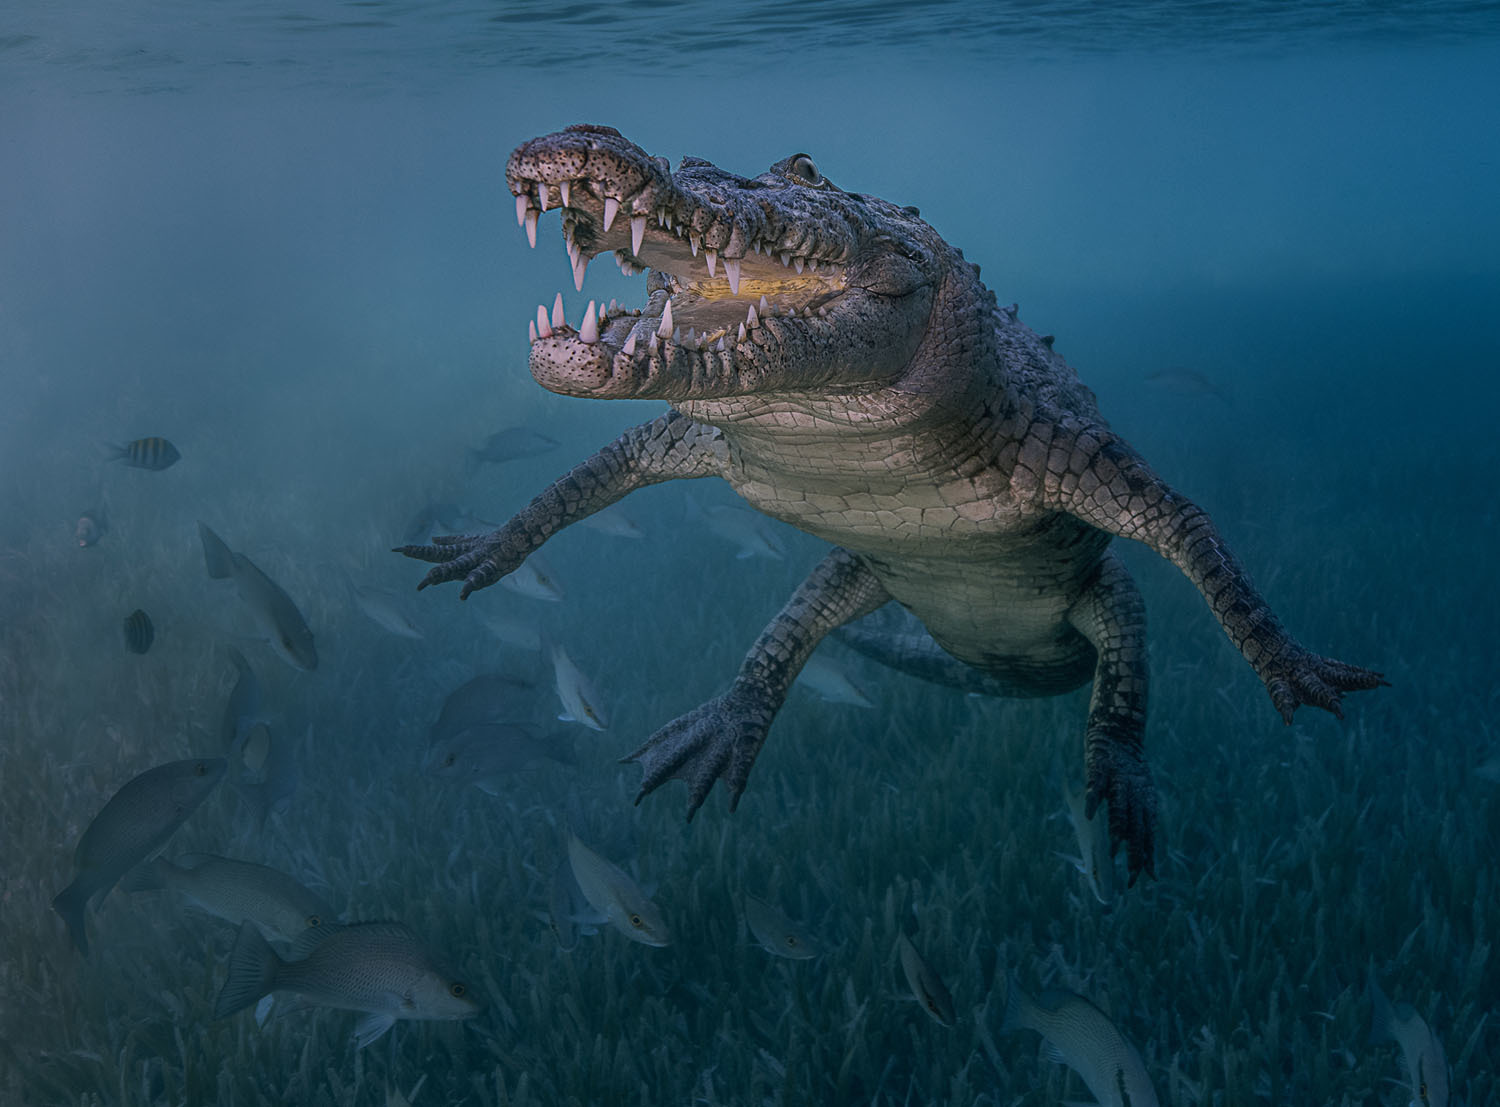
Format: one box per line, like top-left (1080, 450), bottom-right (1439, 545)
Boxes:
top-left (626, 547), bottom-right (890, 818)
top-left (1066, 549), bottom-right (1156, 884)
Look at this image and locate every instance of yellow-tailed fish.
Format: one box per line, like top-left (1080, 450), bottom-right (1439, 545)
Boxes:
top-left (1369, 965), bottom-right (1449, 1107)
top-left (198, 522), bottom-right (317, 672)
top-left (1062, 776), bottom-right (1115, 905)
top-left (549, 637), bottom-right (609, 731)
top-left (566, 831), bottom-right (670, 946)
top-left (214, 920), bottom-right (478, 1049)
top-left (897, 931), bottom-right (956, 1026)
top-left (1002, 975), bottom-right (1159, 1107)
top-left (745, 893), bottom-right (822, 959)
top-left (52, 757), bottom-right (227, 956)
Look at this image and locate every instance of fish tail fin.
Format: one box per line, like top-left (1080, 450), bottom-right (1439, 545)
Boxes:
top-left (119, 856), bottom-right (173, 895)
top-left (102, 442), bottom-right (127, 464)
top-left (999, 973), bottom-right (1033, 1035)
top-left (51, 882), bottom-right (90, 956)
top-left (213, 921), bottom-right (283, 1020)
top-left (197, 521), bottom-right (236, 580)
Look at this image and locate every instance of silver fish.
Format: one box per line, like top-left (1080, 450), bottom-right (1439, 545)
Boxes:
top-left (198, 522), bottom-right (318, 672)
top-left (76, 509), bottom-right (108, 548)
top-left (745, 894), bottom-right (822, 959)
top-left (1061, 776), bottom-right (1115, 905)
top-left (1143, 367), bottom-right (1234, 406)
top-left (231, 721), bottom-right (298, 828)
top-left (122, 609), bottom-right (154, 655)
top-left (579, 506), bottom-right (645, 539)
top-left (214, 920), bottom-right (479, 1048)
top-left (702, 503), bottom-right (785, 560)
top-left (429, 673), bottom-right (535, 743)
top-left (499, 556), bottom-right (565, 602)
top-left (422, 722), bottom-right (574, 793)
top-left (470, 426), bottom-right (560, 466)
top-left (402, 501), bottom-right (497, 543)
top-left (123, 853), bottom-right (335, 945)
top-left (896, 932), bottom-right (956, 1026)
top-left (1002, 975), bottom-right (1159, 1106)
top-left (107, 436), bottom-right (180, 470)
top-left (475, 611), bottom-right (543, 652)
top-left (566, 831), bottom-right (670, 947)
top-left (546, 857), bottom-right (593, 952)
top-left (795, 652), bottom-right (873, 707)
top-left (549, 638), bottom-right (609, 731)
top-left (1369, 966), bottom-right (1449, 1107)
top-left (219, 647), bottom-right (262, 752)
top-left (52, 757), bottom-right (227, 956)
top-left (351, 584), bottom-right (424, 640)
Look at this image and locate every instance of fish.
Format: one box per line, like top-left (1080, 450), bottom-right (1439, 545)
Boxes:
top-left (122, 853), bottom-right (335, 945)
top-left (744, 894), bottom-right (822, 959)
top-left (401, 502), bottom-right (497, 544)
top-left (122, 609), bottom-right (155, 655)
top-left (795, 652), bottom-right (874, 707)
top-left (546, 857), bottom-right (593, 952)
top-left (579, 506), bottom-right (645, 539)
top-left (429, 673), bottom-right (536, 744)
top-left (107, 436), bottom-right (181, 470)
top-left (474, 611), bottom-right (543, 652)
top-left (75, 509), bottom-right (108, 548)
top-left (701, 502), bottom-right (786, 560)
top-left (469, 426), bottom-right (560, 467)
top-left (422, 722), bottom-right (575, 793)
top-left (198, 522), bottom-right (318, 672)
top-left (1061, 776), bottom-right (1115, 905)
top-left (214, 920), bottom-right (479, 1049)
top-left (1143, 367), bottom-right (1234, 406)
top-left (1369, 965), bottom-right (1450, 1107)
top-left (548, 638), bottom-right (609, 731)
top-left (499, 556), bottom-right (565, 602)
top-left (351, 584), bottom-right (424, 640)
top-left (1002, 975), bottom-right (1160, 1106)
top-left (52, 757), bottom-right (227, 956)
top-left (566, 831), bottom-right (670, 947)
top-left (231, 721), bottom-right (298, 828)
top-left (896, 932), bottom-right (956, 1026)
top-left (219, 647), bottom-right (262, 752)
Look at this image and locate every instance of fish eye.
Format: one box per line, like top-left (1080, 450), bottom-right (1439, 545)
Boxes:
top-left (443, 753), bottom-right (456, 767)
top-left (306, 915), bottom-right (320, 927)
top-left (785, 936), bottom-right (798, 947)
top-left (629, 914), bottom-right (644, 928)
top-left (449, 982), bottom-right (466, 998)
top-left (789, 154), bottom-right (821, 185)
top-left (194, 762), bottom-right (208, 775)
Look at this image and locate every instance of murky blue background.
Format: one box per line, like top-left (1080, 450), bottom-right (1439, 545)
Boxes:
top-left (2, 3), bottom-right (1497, 1104)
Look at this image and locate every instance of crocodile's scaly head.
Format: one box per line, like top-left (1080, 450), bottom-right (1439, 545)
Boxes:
top-left (507, 124), bottom-right (949, 403)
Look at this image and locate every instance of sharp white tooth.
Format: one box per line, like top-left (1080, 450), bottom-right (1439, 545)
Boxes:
top-left (724, 257), bottom-right (741, 295)
top-left (747, 304), bottom-right (759, 328)
top-left (580, 301), bottom-right (599, 343)
top-left (648, 333), bottom-right (659, 354)
top-left (657, 299), bottom-right (673, 338)
top-left (572, 254), bottom-right (588, 292)
top-left (608, 298), bottom-right (618, 312)
top-left (690, 233), bottom-right (701, 257)
top-left (672, 327), bottom-right (681, 344)
top-left (538, 183), bottom-right (549, 211)
top-left (809, 259), bottom-right (818, 272)
top-left (552, 293), bottom-right (565, 329)
top-left (515, 193), bottom-right (529, 227)
top-left (716, 336), bottom-right (726, 352)
top-left (559, 181), bottom-right (571, 208)
top-left (622, 332), bottom-right (637, 356)
top-left (603, 197), bottom-right (620, 232)
top-left (657, 211), bottom-right (665, 226)
top-left (793, 256), bottom-right (804, 274)
top-left (705, 248), bottom-right (717, 278)
top-left (529, 319), bottom-right (538, 343)
top-left (758, 295), bottom-right (770, 314)
top-left (536, 305), bottom-right (552, 339)
top-left (631, 215), bottom-right (646, 256)
top-left (737, 322), bottom-right (746, 343)
top-left (525, 210), bottom-right (538, 248)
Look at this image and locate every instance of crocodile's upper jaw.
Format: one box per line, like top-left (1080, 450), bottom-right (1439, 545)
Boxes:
top-left (506, 125), bottom-right (939, 403)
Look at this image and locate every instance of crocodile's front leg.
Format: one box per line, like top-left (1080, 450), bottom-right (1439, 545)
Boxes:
top-left (1030, 417), bottom-right (1386, 719)
top-left (626, 547), bottom-right (891, 819)
top-left (396, 411), bottom-right (725, 598)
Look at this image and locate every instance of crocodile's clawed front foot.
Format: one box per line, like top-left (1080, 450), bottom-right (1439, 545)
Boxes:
top-left (623, 681), bottom-right (776, 819)
top-left (1262, 646), bottom-right (1387, 724)
top-left (1085, 744), bottom-right (1158, 886)
top-left (392, 532), bottom-right (520, 599)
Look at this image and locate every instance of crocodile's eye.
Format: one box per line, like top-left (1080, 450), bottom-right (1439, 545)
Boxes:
top-left (788, 154), bottom-right (821, 185)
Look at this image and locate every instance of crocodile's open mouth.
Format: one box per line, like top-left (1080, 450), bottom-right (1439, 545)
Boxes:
top-left (508, 162), bottom-right (851, 398)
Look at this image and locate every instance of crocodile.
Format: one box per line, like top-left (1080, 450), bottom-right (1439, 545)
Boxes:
top-left (399, 124), bottom-right (1384, 882)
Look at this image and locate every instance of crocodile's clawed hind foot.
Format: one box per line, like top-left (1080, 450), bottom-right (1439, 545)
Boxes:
top-left (392, 531), bottom-right (518, 598)
top-left (1084, 745), bottom-right (1159, 886)
top-left (1264, 647), bottom-right (1387, 724)
top-left (623, 682), bottom-right (775, 819)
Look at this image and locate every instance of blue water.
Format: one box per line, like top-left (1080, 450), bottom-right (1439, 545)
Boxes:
top-left (3, 4), bottom-right (1498, 1104)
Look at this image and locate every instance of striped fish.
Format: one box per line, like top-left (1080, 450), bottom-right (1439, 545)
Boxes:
top-left (122, 609), bottom-right (155, 654)
top-left (107, 437), bottom-right (180, 471)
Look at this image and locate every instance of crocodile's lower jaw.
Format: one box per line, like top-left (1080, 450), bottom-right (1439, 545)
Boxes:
top-left (508, 175), bottom-right (847, 399)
